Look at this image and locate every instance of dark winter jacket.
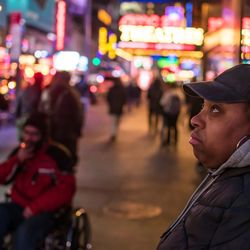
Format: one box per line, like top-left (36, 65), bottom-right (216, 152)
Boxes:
top-left (0, 144), bottom-right (76, 215)
top-left (40, 83), bottom-right (83, 158)
top-left (15, 84), bottom-right (42, 118)
top-left (157, 140), bottom-right (250, 250)
top-left (51, 87), bottom-right (83, 140)
top-left (147, 81), bottom-right (163, 113)
top-left (107, 83), bottom-right (126, 115)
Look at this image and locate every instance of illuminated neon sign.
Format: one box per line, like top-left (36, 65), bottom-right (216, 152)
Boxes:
top-left (98, 27), bottom-right (117, 59)
top-left (119, 25), bottom-right (203, 46)
top-left (118, 41), bottom-right (196, 51)
top-left (118, 14), bottom-right (204, 46)
top-left (56, 0), bottom-right (66, 51)
top-left (241, 17), bottom-right (250, 62)
top-left (98, 9), bottom-right (112, 26)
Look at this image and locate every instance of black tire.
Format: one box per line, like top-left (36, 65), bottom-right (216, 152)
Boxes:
top-left (65, 208), bottom-right (92, 250)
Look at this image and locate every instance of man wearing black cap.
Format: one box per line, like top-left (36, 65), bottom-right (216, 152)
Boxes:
top-left (0, 112), bottom-right (75, 249)
top-left (157, 64), bottom-right (250, 249)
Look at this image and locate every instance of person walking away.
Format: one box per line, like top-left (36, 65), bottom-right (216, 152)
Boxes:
top-left (147, 77), bottom-right (163, 133)
top-left (157, 64), bottom-right (250, 249)
top-left (107, 77), bottom-right (126, 141)
top-left (0, 94), bottom-right (9, 112)
top-left (0, 94), bottom-right (10, 127)
top-left (15, 72), bottom-right (43, 138)
top-left (126, 79), bottom-right (141, 111)
top-left (160, 83), bottom-right (181, 146)
top-left (39, 71), bottom-right (83, 167)
top-left (0, 111), bottom-right (75, 250)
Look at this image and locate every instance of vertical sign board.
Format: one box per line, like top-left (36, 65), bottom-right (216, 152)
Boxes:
top-left (56, 0), bottom-right (66, 51)
top-left (9, 12), bottom-right (22, 62)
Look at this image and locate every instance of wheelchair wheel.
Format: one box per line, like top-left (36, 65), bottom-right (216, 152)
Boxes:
top-left (65, 208), bottom-right (92, 250)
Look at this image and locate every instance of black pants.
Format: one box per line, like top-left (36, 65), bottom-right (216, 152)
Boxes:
top-left (0, 203), bottom-right (54, 250)
top-left (161, 113), bottom-right (179, 145)
top-left (148, 110), bottom-right (161, 132)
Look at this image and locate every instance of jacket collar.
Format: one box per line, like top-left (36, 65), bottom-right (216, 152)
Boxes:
top-left (210, 139), bottom-right (250, 177)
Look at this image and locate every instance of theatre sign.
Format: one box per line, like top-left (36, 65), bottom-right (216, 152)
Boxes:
top-left (117, 14), bottom-right (204, 57)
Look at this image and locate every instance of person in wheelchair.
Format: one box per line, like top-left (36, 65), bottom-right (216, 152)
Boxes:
top-left (0, 111), bottom-right (76, 250)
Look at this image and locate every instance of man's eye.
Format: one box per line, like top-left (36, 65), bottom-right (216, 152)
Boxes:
top-left (210, 105), bottom-right (220, 113)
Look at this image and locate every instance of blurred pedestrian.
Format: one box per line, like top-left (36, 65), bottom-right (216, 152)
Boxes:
top-left (157, 64), bottom-right (250, 249)
top-left (107, 77), bottom-right (126, 141)
top-left (74, 74), bottom-right (90, 130)
top-left (126, 79), bottom-right (141, 111)
top-left (15, 72), bottom-right (43, 138)
top-left (0, 94), bottom-right (9, 112)
top-left (39, 71), bottom-right (83, 166)
top-left (160, 83), bottom-right (181, 146)
top-left (147, 77), bottom-right (163, 133)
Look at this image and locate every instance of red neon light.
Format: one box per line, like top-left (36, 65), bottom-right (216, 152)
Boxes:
top-left (118, 41), bottom-right (196, 51)
top-left (208, 17), bottom-right (223, 32)
top-left (119, 13), bottom-right (189, 28)
top-left (243, 17), bottom-right (250, 29)
top-left (56, 0), bottom-right (66, 51)
top-left (9, 12), bottom-right (22, 25)
top-left (119, 14), bottom-right (161, 27)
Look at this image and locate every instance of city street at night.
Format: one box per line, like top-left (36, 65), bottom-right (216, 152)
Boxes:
top-left (0, 95), bottom-right (202, 250)
top-left (0, 95), bottom-right (201, 250)
top-left (0, 0), bottom-right (249, 249)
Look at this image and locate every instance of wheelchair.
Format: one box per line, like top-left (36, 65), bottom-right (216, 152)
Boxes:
top-left (1, 143), bottom-right (92, 249)
top-left (2, 206), bottom-right (92, 250)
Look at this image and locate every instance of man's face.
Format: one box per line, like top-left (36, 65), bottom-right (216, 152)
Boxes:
top-left (189, 101), bottom-right (250, 169)
top-left (21, 125), bottom-right (42, 151)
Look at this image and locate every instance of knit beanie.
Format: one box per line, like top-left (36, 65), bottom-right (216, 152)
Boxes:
top-left (23, 112), bottom-right (49, 140)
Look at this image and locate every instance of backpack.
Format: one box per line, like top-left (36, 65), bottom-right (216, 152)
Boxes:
top-left (168, 95), bottom-right (181, 115)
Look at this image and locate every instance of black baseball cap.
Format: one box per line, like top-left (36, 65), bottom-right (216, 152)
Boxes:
top-left (183, 64), bottom-right (250, 103)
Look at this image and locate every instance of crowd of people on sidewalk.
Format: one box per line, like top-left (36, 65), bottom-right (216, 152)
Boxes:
top-left (147, 75), bottom-right (201, 148)
top-left (2, 64), bottom-right (250, 250)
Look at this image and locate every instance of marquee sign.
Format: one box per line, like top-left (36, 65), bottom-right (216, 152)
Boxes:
top-left (118, 14), bottom-right (204, 54)
top-left (119, 25), bottom-right (203, 46)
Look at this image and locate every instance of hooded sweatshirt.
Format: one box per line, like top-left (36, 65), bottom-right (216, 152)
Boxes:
top-left (157, 139), bottom-right (250, 250)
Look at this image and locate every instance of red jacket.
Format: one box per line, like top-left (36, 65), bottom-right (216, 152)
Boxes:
top-left (0, 145), bottom-right (76, 215)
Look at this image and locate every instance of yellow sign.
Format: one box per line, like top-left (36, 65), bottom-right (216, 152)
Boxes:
top-left (98, 27), bottom-right (117, 59)
top-left (119, 25), bottom-right (204, 46)
top-left (98, 9), bottom-right (112, 26)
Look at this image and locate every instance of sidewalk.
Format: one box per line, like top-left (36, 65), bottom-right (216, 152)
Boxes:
top-left (0, 95), bottom-right (201, 250)
top-left (74, 95), bottom-right (200, 250)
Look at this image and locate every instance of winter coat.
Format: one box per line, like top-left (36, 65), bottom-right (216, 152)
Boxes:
top-left (157, 139), bottom-right (250, 250)
top-left (50, 87), bottom-right (83, 141)
top-left (160, 91), bottom-right (181, 115)
top-left (107, 84), bottom-right (126, 115)
top-left (15, 84), bottom-right (42, 118)
top-left (0, 144), bottom-right (76, 215)
top-left (39, 83), bottom-right (83, 157)
top-left (147, 83), bottom-right (163, 113)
